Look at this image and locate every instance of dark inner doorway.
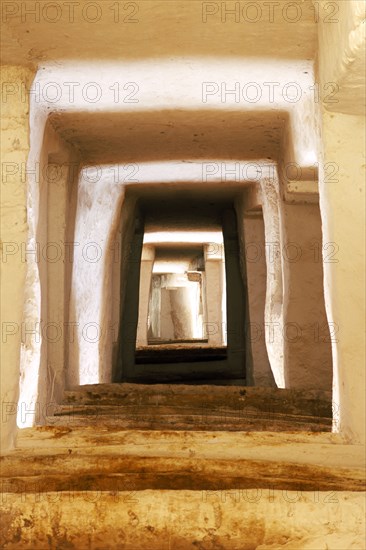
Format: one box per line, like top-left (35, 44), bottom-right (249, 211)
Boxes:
top-left (115, 191), bottom-right (250, 385)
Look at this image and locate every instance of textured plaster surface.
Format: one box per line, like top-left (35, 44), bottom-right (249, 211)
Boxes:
top-left (316, 1), bottom-right (366, 443)
top-left (318, 0), bottom-right (365, 115)
top-left (1, 0), bottom-right (317, 65)
top-left (318, 110), bottom-right (366, 442)
top-left (280, 202), bottom-right (333, 390)
top-left (240, 214), bottom-right (275, 387)
top-left (0, 66), bottom-right (34, 449)
top-left (259, 176), bottom-right (285, 387)
top-left (68, 168), bottom-right (125, 386)
top-left (1, 490), bottom-right (365, 549)
top-left (37, 59), bottom-right (318, 168)
top-left (18, 121), bottom-right (81, 430)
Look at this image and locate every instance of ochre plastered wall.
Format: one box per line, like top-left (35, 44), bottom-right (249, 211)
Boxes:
top-left (320, 112), bottom-right (365, 442)
top-left (1, 66), bottom-right (34, 448)
top-left (317, 0), bottom-right (366, 443)
top-left (0, 66), bottom-right (34, 449)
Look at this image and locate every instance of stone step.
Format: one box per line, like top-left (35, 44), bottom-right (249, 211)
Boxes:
top-left (135, 345), bottom-right (227, 363)
top-left (62, 383), bottom-right (332, 417)
top-left (1, 385), bottom-right (346, 502)
top-left (48, 406), bottom-right (331, 432)
top-left (4, 429), bottom-right (365, 492)
top-left (53, 383), bottom-right (332, 432)
top-left (43, 415), bottom-right (332, 432)
top-left (2, 490), bottom-right (365, 550)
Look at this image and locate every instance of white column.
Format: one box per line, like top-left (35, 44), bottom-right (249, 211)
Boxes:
top-left (0, 66), bottom-right (34, 450)
top-left (260, 176), bottom-right (285, 387)
top-left (203, 243), bottom-right (224, 346)
top-left (279, 201), bottom-right (333, 391)
top-left (136, 245), bottom-right (155, 347)
top-left (243, 214), bottom-right (275, 387)
top-left (320, 112), bottom-right (365, 440)
top-left (317, 0), bottom-right (365, 442)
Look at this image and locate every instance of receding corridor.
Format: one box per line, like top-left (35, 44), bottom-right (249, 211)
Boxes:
top-left (1, 1), bottom-right (365, 548)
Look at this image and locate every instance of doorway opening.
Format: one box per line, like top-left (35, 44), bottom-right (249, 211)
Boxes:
top-left (115, 190), bottom-right (249, 384)
top-left (147, 246), bottom-right (210, 345)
